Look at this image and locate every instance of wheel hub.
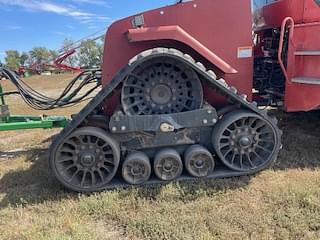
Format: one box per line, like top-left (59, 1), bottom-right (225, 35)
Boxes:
top-left (151, 84), bottom-right (172, 105)
top-left (131, 165), bottom-right (143, 176)
top-left (195, 159), bottom-right (205, 169)
top-left (80, 153), bottom-right (96, 167)
top-left (163, 160), bottom-right (173, 172)
top-left (238, 136), bottom-right (252, 148)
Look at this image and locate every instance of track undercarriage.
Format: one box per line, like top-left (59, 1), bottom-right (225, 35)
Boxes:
top-left (49, 48), bottom-right (282, 192)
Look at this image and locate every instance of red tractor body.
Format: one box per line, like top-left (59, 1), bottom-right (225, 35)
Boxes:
top-left (102, 0), bottom-right (253, 114)
top-left (102, 0), bottom-right (320, 113)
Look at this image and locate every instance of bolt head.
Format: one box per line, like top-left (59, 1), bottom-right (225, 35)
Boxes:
top-left (212, 119), bottom-right (217, 124)
top-left (121, 126), bottom-right (126, 131)
top-left (203, 119), bottom-right (208, 124)
top-left (112, 127), bottom-right (117, 132)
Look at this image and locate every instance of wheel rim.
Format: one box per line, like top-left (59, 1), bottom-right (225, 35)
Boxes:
top-left (122, 57), bottom-right (203, 115)
top-left (185, 145), bottom-right (214, 177)
top-left (154, 149), bottom-right (183, 181)
top-left (54, 127), bottom-right (120, 191)
top-left (213, 111), bottom-right (278, 172)
top-left (122, 152), bottom-right (151, 185)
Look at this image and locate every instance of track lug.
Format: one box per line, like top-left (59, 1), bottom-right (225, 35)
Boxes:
top-left (251, 101), bottom-right (258, 107)
top-left (196, 62), bottom-right (206, 71)
top-left (207, 70), bottom-right (217, 80)
top-left (169, 48), bottom-right (183, 56)
top-left (217, 79), bottom-right (228, 88)
top-left (184, 54), bottom-right (195, 63)
top-left (230, 86), bottom-right (238, 94)
top-left (240, 94), bottom-right (248, 101)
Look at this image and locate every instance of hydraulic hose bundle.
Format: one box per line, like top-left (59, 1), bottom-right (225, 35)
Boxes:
top-left (0, 67), bottom-right (101, 110)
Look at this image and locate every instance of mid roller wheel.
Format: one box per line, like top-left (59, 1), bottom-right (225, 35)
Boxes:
top-left (51, 127), bottom-right (120, 192)
top-left (184, 145), bottom-right (215, 177)
top-left (212, 110), bottom-right (281, 172)
top-left (122, 57), bottom-right (203, 115)
top-left (154, 148), bottom-right (183, 181)
top-left (122, 152), bottom-right (151, 185)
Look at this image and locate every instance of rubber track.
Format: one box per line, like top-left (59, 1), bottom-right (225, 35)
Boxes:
top-left (49, 48), bottom-right (282, 191)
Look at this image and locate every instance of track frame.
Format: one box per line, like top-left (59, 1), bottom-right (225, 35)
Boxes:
top-left (49, 48), bottom-right (282, 192)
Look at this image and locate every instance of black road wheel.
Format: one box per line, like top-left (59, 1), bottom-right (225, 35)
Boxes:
top-left (122, 152), bottom-right (151, 185)
top-left (51, 127), bottom-right (120, 192)
top-left (122, 56), bottom-right (203, 115)
top-left (212, 110), bottom-right (281, 172)
top-left (184, 145), bottom-right (215, 177)
top-left (154, 148), bottom-right (183, 181)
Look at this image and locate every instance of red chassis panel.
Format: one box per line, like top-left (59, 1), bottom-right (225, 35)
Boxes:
top-left (262, 0), bottom-right (320, 112)
top-left (101, 0), bottom-right (253, 114)
top-left (285, 22), bottom-right (320, 112)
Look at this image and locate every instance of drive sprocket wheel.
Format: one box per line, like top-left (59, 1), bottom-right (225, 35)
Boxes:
top-left (122, 57), bottom-right (203, 115)
top-left (212, 110), bottom-right (281, 172)
top-left (51, 127), bottom-right (120, 192)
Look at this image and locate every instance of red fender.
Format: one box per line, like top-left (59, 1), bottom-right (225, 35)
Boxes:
top-left (127, 25), bottom-right (238, 74)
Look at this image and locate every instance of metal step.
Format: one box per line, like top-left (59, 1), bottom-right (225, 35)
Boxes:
top-left (292, 77), bottom-right (320, 85)
top-left (294, 51), bottom-right (320, 56)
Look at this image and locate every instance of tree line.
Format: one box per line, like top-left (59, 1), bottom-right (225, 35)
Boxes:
top-left (1, 38), bottom-right (104, 72)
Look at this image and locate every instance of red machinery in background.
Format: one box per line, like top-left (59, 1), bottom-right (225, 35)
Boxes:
top-left (18, 49), bottom-right (82, 76)
top-left (18, 33), bottom-right (104, 76)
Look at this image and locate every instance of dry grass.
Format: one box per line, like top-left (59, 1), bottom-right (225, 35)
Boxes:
top-left (0, 74), bottom-right (320, 240)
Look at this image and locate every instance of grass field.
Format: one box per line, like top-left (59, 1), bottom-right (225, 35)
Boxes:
top-left (0, 74), bottom-right (320, 240)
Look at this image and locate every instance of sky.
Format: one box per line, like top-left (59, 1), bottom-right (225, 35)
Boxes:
top-left (0, 0), bottom-right (173, 62)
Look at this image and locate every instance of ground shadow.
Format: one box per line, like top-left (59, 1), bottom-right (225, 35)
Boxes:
top-left (0, 148), bottom-right (77, 208)
top-left (1, 111), bottom-right (320, 208)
